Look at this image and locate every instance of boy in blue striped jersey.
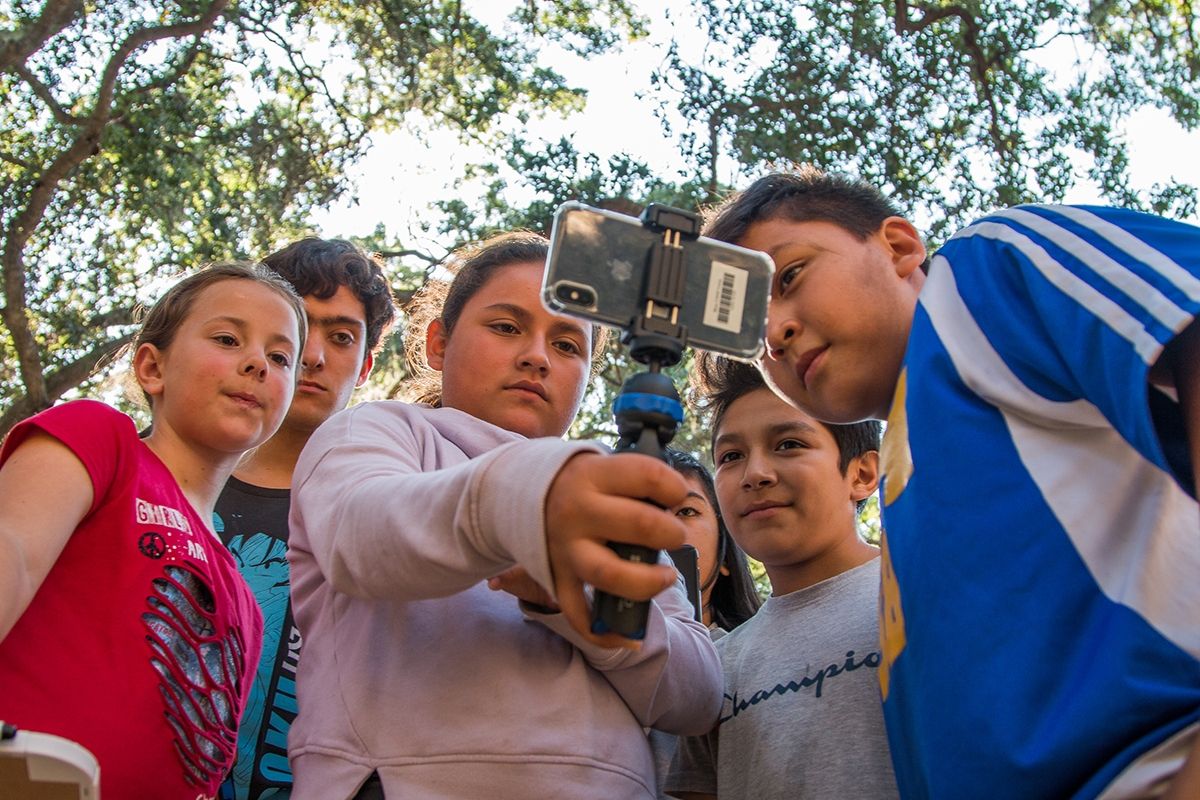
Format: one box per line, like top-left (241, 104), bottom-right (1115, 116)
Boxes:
top-left (703, 166), bottom-right (1200, 800)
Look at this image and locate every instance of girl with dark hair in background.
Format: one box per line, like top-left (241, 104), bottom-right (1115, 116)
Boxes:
top-left (663, 447), bottom-right (761, 633)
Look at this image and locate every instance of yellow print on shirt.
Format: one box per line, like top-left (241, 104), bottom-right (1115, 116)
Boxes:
top-left (878, 369), bottom-right (911, 699)
top-left (880, 368), bottom-right (912, 506)
top-left (878, 531), bottom-right (906, 700)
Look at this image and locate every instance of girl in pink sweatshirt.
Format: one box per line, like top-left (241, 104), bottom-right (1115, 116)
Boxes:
top-left (287, 232), bottom-right (723, 799)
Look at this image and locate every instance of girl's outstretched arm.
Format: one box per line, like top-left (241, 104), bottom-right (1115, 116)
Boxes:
top-left (290, 407), bottom-right (691, 614)
top-left (0, 432), bottom-right (93, 641)
top-left (544, 451), bottom-right (691, 649)
top-left (291, 403), bottom-right (689, 646)
top-left (290, 404), bottom-right (612, 603)
top-left (505, 452), bottom-right (722, 732)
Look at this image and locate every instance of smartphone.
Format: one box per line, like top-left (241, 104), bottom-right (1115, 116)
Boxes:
top-left (543, 202), bottom-right (774, 360)
top-left (667, 545), bottom-right (702, 622)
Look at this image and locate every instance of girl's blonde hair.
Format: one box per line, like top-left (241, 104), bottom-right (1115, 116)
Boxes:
top-left (401, 232), bottom-right (608, 406)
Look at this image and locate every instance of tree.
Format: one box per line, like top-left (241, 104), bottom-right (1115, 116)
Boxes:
top-left (415, 134), bottom-right (718, 449)
top-left (651, 0), bottom-right (1199, 241)
top-left (9, 0), bottom-right (1199, 440)
top-left (0, 0), bottom-right (645, 436)
top-left (426, 0), bottom-right (1200, 444)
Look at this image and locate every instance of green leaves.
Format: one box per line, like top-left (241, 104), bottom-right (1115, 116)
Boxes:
top-left (0, 0), bottom-right (645, 433)
top-left (651, 0), bottom-right (1200, 238)
top-left (5, 0), bottom-right (1198, 441)
top-left (442, 0), bottom-right (1200, 455)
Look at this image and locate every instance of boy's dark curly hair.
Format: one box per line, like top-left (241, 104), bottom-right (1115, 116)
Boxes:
top-left (262, 237), bottom-right (397, 355)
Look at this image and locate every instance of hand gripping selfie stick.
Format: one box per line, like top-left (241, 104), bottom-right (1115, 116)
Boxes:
top-left (590, 204), bottom-right (697, 640)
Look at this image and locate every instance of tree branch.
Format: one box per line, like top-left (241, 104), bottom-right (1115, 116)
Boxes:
top-left (236, 12), bottom-right (362, 147)
top-left (894, 0), bottom-right (974, 33)
top-left (88, 305), bottom-right (137, 330)
top-left (1, 0), bottom-right (229, 411)
top-left (89, 0), bottom-right (230, 123)
top-left (375, 247), bottom-right (443, 266)
top-left (706, 109), bottom-right (720, 201)
top-left (0, 150), bottom-right (32, 170)
top-left (392, 286), bottom-right (418, 306)
top-left (894, 0), bottom-right (1011, 157)
top-left (0, 330), bottom-right (135, 439)
top-left (129, 38), bottom-right (204, 99)
top-left (13, 62), bottom-right (86, 126)
top-left (0, 0), bottom-right (84, 74)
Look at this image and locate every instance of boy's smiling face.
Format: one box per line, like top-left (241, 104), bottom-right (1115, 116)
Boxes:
top-left (713, 387), bottom-right (877, 594)
top-left (739, 216), bottom-right (926, 423)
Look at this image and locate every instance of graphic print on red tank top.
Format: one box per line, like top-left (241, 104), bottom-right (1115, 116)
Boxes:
top-left (142, 559), bottom-right (248, 788)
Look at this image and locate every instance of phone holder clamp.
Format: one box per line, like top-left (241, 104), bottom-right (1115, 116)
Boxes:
top-left (621, 204), bottom-right (703, 368)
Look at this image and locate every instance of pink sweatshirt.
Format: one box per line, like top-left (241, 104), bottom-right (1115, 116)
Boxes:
top-left (287, 401), bottom-right (723, 799)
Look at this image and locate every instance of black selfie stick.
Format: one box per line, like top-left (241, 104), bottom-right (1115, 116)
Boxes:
top-left (590, 204), bottom-right (698, 640)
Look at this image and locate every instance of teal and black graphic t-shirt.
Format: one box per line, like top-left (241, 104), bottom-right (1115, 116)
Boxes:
top-left (216, 477), bottom-right (299, 800)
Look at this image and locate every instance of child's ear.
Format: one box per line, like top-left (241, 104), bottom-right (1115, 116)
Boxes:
top-left (880, 217), bottom-right (927, 280)
top-left (425, 319), bottom-right (448, 372)
top-left (132, 343), bottom-right (166, 399)
top-left (355, 352), bottom-right (374, 388)
top-left (848, 450), bottom-right (881, 503)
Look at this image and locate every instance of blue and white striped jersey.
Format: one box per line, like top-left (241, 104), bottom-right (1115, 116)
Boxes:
top-left (878, 205), bottom-right (1200, 799)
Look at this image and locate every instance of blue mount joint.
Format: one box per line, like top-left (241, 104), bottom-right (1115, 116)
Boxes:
top-left (612, 392), bottom-right (684, 423)
top-left (590, 608), bottom-right (644, 639)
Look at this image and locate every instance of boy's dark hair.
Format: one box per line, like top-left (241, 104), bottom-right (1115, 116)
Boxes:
top-left (663, 447), bottom-right (762, 631)
top-left (704, 165), bottom-right (903, 246)
top-left (693, 352), bottom-right (881, 477)
top-left (261, 237), bottom-right (397, 355)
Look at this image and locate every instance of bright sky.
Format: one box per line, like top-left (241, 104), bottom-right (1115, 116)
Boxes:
top-left (310, 2), bottom-right (1200, 246)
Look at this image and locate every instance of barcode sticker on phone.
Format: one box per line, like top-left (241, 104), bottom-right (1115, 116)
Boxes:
top-left (704, 260), bottom-right (748, 333)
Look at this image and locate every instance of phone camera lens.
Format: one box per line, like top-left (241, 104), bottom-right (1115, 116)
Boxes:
top-left (555, 283), bottom-right (595, 307)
